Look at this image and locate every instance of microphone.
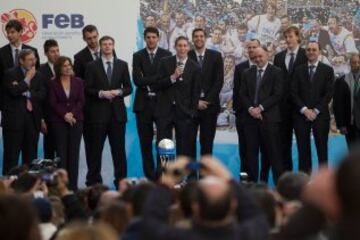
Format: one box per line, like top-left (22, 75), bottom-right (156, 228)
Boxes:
top-left (177, 61), bottom-right (184, 81)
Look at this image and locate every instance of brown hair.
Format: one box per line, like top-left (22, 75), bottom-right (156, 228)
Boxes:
top-left (54, 56), bottom-right (73, 78)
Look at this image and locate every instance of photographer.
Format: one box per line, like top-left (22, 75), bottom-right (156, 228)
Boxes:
top-left (141, 156), bottom-right (268, 240)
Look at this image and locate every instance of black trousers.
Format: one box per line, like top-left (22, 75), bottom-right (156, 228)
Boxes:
top-left (188, 108), bottom-right (218, 159)
top-left (43, 121), bottom-right (56, 159)
top-left (86, 118), bottom-right (127, 187)
top-left (344, 124), bottom-right (360, 149)
top-left (280, 111), bottom-right (294, 172)
top-left (2, 112), bottom-right (39, 175)
top-left (236, 116), bottom-right (269, 182)
top-left (156, 106), bottom-right (194, 158)
top-left (52, 121), bottom-right (82, 190)
top-left (243, 121), bottom-right (283, 183)
top-left (135, 99), bottom-right (157, 180)
top-left (294, 117), bottom-right (329, 173)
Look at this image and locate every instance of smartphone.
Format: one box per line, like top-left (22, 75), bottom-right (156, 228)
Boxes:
top-left (186, 162), bottom-right (203, 171)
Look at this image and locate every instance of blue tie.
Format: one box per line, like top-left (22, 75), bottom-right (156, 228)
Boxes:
top-left (106, 61), bottom-right (112, 83)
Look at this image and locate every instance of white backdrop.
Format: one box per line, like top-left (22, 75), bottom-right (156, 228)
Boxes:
top-left (0, 0), bottom-right (139, 67)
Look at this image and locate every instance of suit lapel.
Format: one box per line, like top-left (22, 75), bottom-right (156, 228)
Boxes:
top-left (4, 45), bottom-right (14, 68)
top-left (259, 65), bottom-right (271, 89)
top-left (182, 59), bottom-right (191, 82)
top-left (249, 67), bottom-right (257, 96)
top-left (280, 51), bottom-right (288, 74)
top-left (110, 60), bottom-right (120, 86)
top-left (97, 59), bottom-right (110, 86)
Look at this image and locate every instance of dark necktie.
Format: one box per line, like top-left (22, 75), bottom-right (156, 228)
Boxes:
top-left (106, 61), bottom-right (112, 83)
top-left (198, 55), bottom-right (204, 67)
top-left (14, 49), bottom-right (19, 66)
top-left (288, 52), bottom-right (295, 73)
top-left (94, 51), bottom-right (100, 59)
top-left (254, 69), bottom-right (263, 105)
top-left (149, 52), bottom-right (155, 64)
top-left (309, 65), bottom-right (315, 82)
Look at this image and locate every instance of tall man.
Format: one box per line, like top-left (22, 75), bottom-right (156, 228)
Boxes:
top-left (2, 49), bottom-right (46, 175)
top-left (188, 28), bottom-right (223, 159)
top-left (333, 53), bottom-right (360, 148)
top-left (84, 36), bottom-right (132, 187)
top-left (132, 27), bottom-right (171, 180)
top-left (38, 39), bottom-right (60, 159)
top-left (0, 19), bottom-right (40, 108)
top-left (233, 39), bottom-right (262, 177)
top-left (73, 25), bottom-right (100, 172)
top-left (155, 36), bottom-right (201, 158)
top-left (292, 41), bottom-right (334, 173)
top-left (239, 47), bottom-right (283, 183)
top-left (274, 26), bottom-right (307, 172)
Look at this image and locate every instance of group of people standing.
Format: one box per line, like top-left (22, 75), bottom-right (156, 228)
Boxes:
top-left (0, 18), bottom-right (359, 189)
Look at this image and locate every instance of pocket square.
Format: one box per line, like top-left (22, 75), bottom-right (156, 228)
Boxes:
top-left (12, 81), bottom-right (18, 86)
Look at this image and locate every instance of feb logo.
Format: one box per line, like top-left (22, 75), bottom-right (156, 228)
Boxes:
top-left (1, 9), bottom-right (38, 43)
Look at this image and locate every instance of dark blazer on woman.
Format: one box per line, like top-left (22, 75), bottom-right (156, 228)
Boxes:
top-left (48, 76), bottom-right (85, 123)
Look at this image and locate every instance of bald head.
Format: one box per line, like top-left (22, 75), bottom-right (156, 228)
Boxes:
top-left (254, 47), bottom-right (269, 67)
top-left (195, 177), bottom-right (234, 222)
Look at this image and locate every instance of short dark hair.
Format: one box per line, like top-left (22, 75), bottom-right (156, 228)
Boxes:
top-left (18, 49), bottom-right (35, 61)
top-left (307, 41), bottom-right (321, 50)
top-left (131, 183), bottom-right (155, 216)
top-left (5, 19), bottom-right (23, 32)
top-left (99, 35), bottom-right (115, 45)
top-left (192, 28), bottom-right (207, 38)
top-left (43, 39), bottom-right (59, 53)
top-left (54, 56), bottom-right (73, 78)
top-left (249, 38), bottom-right (261, 46)
top-left (174, 36), bottom-right (189, 46)
top-left (284, 26), bottom-right (302, 43)
top-left (277, 171), bottom-right (310, 201)
top-left (82, 24), bottom-right (98, 38)
top-left (144, 27), bottom-right (159, 37)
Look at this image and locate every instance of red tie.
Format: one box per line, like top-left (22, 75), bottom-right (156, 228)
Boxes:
top-left (26, 99), bottom-right (33, 112)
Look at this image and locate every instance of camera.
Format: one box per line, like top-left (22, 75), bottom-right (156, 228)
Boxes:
top-left (28, 158), bottom-right (60, 186)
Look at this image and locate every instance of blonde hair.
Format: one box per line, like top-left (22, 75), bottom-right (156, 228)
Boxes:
top-left (55, 223), bottom-right (118, 240)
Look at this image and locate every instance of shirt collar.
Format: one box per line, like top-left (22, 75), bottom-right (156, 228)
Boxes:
top-left (176, 56), bottom-right (188, 65)
top-left (11, 44), bottom-right (22, 52)
top-left (88, 47), bottom-right (99, 55)
top-left (146, 47), bottom-right (158, 55)
top-left (257, 62), bottom-right (269, 72)
top-left (20, 66), bottom-right (27, 74)
top-left (195, 48), bottom-right (206, 57)
top-left (308, 61), bottom-right (319, 68)
top-left (48, 62), bottom-right (55, 74)
top-left (287, 46), bottom-right (299, 56)
top-left (102, 56), bottom-right (114, 64)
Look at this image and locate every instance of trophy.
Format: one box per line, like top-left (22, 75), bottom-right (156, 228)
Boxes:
top-left (158, 138), bottom-right (176, 169)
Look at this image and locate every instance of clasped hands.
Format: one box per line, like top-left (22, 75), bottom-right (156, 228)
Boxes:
top-left (100, 90), bottom-right (121, 100)
top-left (64, 112), bottom-right (76, 126)
top-left (303, 108), bottom-right (318, 121)
top-left (249, 107), bottom-right (263, 120)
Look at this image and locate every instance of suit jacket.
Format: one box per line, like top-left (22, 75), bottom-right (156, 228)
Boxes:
top-left (1, 66), bottom-right (46, 130)
top-left (188, 48), bottom-right (224, 113)
top-left (233, 60), bottom-right (251, 116)
top-left (239, 64), bottom-right (283, 123)
top-left (333, 73), bottom-right (360, 129)
top-left (84, 58), bottom-right (132, 123)
top-left (0, 44), bottom-right (40, 79)
top-left (273, 48), bottom-right (307, 112)
top-left (132, 47), bottom-right (171, 112)
top-left (155, 56), bottom-right (201, 118)
top-left (38, 63), bottom-right (54, 121)
top-left (292, 62), bottom-right (334, 121)
top-left (73, 47), bottom-right (94, 79)
top-left (48, 77), bottom-right (85, 123)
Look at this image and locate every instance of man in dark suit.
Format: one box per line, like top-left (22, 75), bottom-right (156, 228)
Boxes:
top-left (274, 26), bottom-right (307, 172)
top-left (239, 47), bottom-right (283, 183)
top-left (38, 39), bottom-right (60, 159)
top-left (187, 28), bottom-right (223, 159)
top-left (333, 53), bottom-right (360, 148)
top-left (0, 19), bottom-right (40, 108)
top-left (132, 27), bottom-right (171, 180)
top-left (233, 39), bottom-right (261, 178)
top-left (155, 36), bottom-right (201, 158)
top-left (292, 41), bottom-right (334, 173)
top-left (84, 36), bottom-right (132, 187)
top-left (73, 24), bottom-right (100, 175)
top-left (2, 49), bottom-right (46, 175)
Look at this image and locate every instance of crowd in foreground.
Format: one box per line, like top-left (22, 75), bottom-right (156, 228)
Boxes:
top-left (1, 152), bottom-right (360, 240)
